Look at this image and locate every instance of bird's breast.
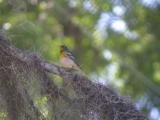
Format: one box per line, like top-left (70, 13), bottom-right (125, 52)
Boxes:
top-left (60, 57), bottom-right (75, 68)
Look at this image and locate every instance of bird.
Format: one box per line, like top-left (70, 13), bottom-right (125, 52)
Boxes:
top-left (60, 45), bottom-right (83, 73)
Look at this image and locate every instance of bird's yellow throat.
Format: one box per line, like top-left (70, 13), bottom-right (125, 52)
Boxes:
top-left (60, 49), bottom-right (65, 58)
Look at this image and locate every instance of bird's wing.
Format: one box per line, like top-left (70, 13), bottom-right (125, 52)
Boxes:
top-left (64, 49), bottom-right (83, 72)
top-left (64, 50), bottom-right (75, 61)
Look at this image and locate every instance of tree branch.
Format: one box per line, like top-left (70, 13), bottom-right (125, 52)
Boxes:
top-left (0, 34), bottom-right (146, 120)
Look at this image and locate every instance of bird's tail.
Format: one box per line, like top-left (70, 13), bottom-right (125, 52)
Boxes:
top-left (75, 65), bottom-right (85, 75)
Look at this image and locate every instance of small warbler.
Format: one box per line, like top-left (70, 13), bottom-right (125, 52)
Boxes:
top-left (60, 45), bottom-right (83, 72)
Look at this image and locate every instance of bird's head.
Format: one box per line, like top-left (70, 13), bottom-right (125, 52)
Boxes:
top-left (60, 45), bottom-right (69, 58)
top-left (60, 45), bottom-right (68, 53)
